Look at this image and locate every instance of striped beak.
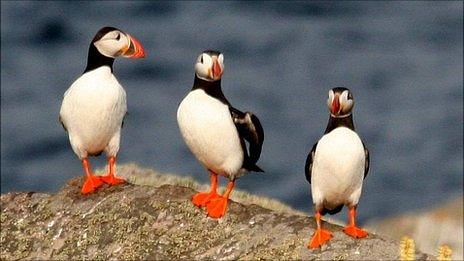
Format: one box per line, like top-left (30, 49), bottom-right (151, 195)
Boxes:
top-left (331, 93), bottom-right (341, 115)
top-left (122, 34), bottom-right (145, 58)
top-left (209, 56), bottom-right (223, 80)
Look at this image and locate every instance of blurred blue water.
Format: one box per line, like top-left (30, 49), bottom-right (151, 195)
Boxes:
top-left (1, 2), bottom-right (463, 222)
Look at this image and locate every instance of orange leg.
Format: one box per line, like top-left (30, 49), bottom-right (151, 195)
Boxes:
top-left (192, 173), bottom-right (220, 207)
top-left (100, 156), bottom-right (125, 185)
top-left (343, 207), bottom-right (368, 238)
top-left (206, 180), bottom-right (235, 218)
top-left (308, 211), bottom-right (333, 249)
top-left (81, 158), bottom-right (104, 194)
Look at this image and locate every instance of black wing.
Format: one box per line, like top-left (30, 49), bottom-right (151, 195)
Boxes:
top-left (59, 115), bottom-right (67, 132)
top-left (122, 112), bottom-right (127, 128)
top-left (305, 142), bottom-right (318, 183)
top-left (229, 106), bottom-right (264, 172)
top-left (363, 142), bottom-right (369, 179)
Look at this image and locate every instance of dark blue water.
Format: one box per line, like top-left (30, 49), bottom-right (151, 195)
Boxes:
top-left (1, 2), bottom-right (462, 222)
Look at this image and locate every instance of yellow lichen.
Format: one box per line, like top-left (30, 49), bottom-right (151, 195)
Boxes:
top-left (399, 236), bottom-right (415, 261)
top-left (437, 245), bottom-right (452, 261)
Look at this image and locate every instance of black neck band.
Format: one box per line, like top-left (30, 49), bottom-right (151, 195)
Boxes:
top-left (84, 44), bottom-right (114, 73)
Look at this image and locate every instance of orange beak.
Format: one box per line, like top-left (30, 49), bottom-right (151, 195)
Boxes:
top-left (332, 93), bottom-right (340, 115)
top-left (123, 34), bottom-right (145, 58)
top-left (211, 56), bottom-right (223, 80)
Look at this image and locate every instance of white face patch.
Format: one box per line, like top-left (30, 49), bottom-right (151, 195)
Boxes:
top-left (93, 30), bottom-right (129, 58)
top-left (327, 90), bottom-right (335, 110)
top-left (194, 52), bottom-right (224, 81)
top-left (218, 53), bottom-right (224, 71)
top-left (340, 90), bottom-right (354, 114)
top-left (195, 53), bottom-right (213, 80)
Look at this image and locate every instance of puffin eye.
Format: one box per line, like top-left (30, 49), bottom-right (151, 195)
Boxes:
top-left (115, 33), bottom-right (121, 41)
top-left (200, 55), bottom-right (203, 63)
top-left (348, 92), bottom-right (353, 100)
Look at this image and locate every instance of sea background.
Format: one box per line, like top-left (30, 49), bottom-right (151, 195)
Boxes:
top-left (1, 1), bottom-right (462, 225)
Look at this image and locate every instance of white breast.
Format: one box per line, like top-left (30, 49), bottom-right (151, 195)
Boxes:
top-left (60, 66), bottom-right (127, 159)
top-left (177, 89), bottom-right (244, 178)
top-left (311, 127), bottom-right (365, 208)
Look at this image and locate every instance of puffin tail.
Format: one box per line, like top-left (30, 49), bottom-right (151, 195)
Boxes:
top-left (321, 205), bottom-right (343, 215)
top-left (246, 164), bottom-right (265, 173)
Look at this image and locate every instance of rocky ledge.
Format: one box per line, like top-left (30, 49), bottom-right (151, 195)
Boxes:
top-left (1, 164), bottom-right (433, 260)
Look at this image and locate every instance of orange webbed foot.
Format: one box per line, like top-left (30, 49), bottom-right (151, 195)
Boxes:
top-left (308, 228), bottom-right (333, 249)
top-left (81, 175), bottom-right (104, 194)
top-left (100, 156), bottom-right (124, 186)
top-left (192, 191), bottom-right (220, 208)
top-left (100, 174), bottom-right (125, 185)
top-left (343, 225), bottom-right (368, 238)
top-left (205, 196), bottom-right (229, 218)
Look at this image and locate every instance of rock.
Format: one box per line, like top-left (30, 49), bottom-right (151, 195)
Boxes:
top-left (1, 164), bottom-right (434, 260)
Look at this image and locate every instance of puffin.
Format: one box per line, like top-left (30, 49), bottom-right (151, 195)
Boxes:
top-left (305, 87), bottom-right (370, 249)
top-left (59, 27), bottom-right (145, 194)
top-left (177, 50), bottom-right (264, 218)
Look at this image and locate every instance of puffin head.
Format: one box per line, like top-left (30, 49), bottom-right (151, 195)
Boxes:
top-left (327, 87), bottom-right (354, 117)
top-left (92, 27), bottom-right (145, 59)
top-left (195, 50), bottom-right (224, 82)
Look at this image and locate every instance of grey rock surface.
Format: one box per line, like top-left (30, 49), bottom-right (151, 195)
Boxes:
top-left (1, 165), bottom-right (434, 260)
